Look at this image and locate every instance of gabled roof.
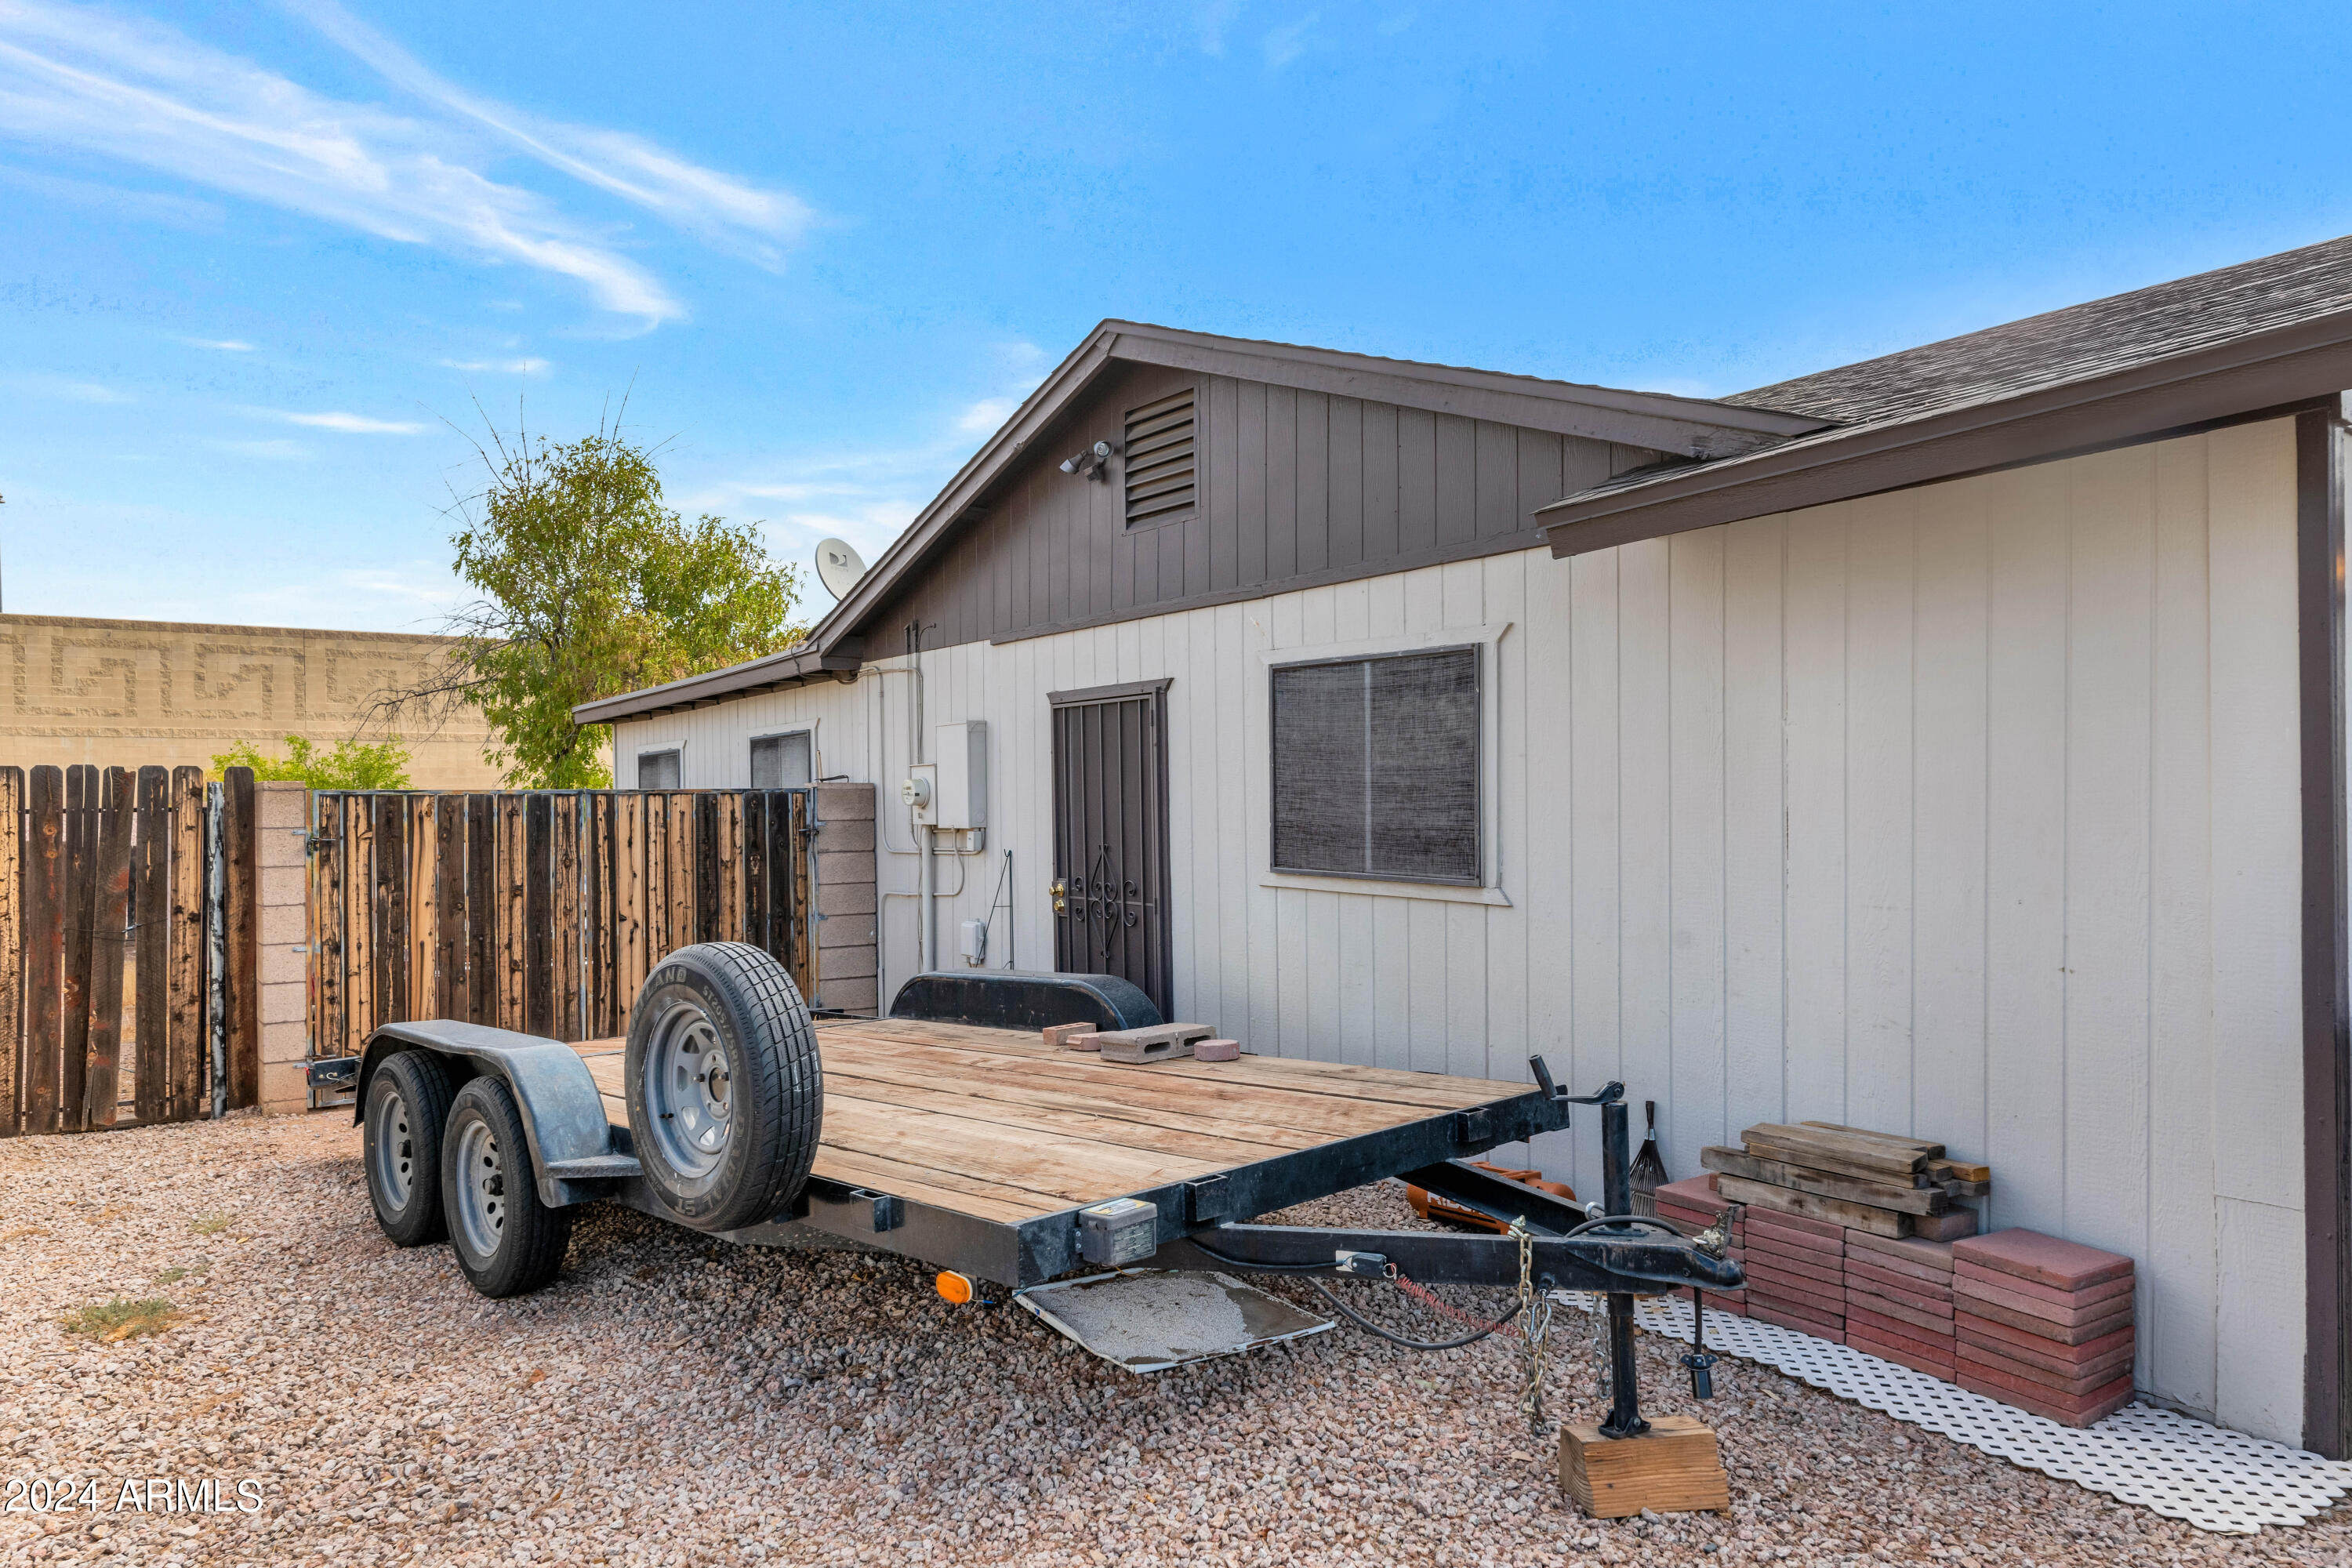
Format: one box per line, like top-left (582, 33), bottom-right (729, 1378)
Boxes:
top-left (1537, 231), bottom-right (2352, 554)
top-left (576, 321), bottom-right (1824, 724)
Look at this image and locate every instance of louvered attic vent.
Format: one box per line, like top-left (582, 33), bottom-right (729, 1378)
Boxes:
top-left (1123, 388), bottom-right (1196, 526)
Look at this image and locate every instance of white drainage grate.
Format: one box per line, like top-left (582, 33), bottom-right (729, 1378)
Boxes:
top-left (1555, 1292), bottom-right (2352, 1536)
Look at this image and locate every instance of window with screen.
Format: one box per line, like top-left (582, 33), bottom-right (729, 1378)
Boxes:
top-left (637, 750), bottom-right (681, 789)
top-left (1270, 645), bottom-right (1480, 884)
top-left (750, 731), bottom-right (812, 787)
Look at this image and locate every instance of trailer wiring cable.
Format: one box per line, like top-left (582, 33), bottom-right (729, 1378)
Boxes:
top-left (1301, 1276), bottom-right (1525, 1352)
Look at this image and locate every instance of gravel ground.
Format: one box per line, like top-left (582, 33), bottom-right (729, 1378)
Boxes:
top-left (1, 1111), bottom-right (2344, 1567)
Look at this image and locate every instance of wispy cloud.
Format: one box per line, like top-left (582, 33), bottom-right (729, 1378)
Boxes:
top-left (181, 336), bottom-right (254, 352)
top-left (1264, 13), bottom-right (1318, 67)
top-left (278, 410), bottom-right (428, 434)
top-left (955, 396), bottom-right (1017, 434)
top-left (9, 372), bottom-right (132, 404)
top-left (0, 0), bottom-right (805, 325)
top-left (441, 356), bottom-right (550, 376)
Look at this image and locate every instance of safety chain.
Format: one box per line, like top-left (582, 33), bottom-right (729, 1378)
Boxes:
top-left (1512, 1218), bottom-right (1553, 1431)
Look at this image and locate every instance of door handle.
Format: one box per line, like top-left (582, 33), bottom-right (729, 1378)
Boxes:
top-left (1049, 878), bottom-right (1067, 915)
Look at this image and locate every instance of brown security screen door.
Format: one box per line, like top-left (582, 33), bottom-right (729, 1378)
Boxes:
top-left (1049, 679), bottom-right (1172, 1014)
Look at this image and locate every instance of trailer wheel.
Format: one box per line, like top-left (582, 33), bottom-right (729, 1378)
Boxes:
top-left (625, 942), bottom-right (822, 1233)
top-left (364, 1050), bottom-right (453, 1247)
top-left (441, 1076), bottom-right (572, 1298)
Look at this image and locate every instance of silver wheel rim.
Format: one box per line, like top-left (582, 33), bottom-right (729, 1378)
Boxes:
top-left (453, 1116), bottom-right (507, 1259)
top-left (643, 999), bottom-right (731, 1179)
top-left (372, 1085), bottom-right (416, 1210)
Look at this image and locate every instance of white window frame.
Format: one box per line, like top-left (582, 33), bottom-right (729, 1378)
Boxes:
top-left (1247, 620), bottom-right (1512, 907)
top-left (750, 724), bottom-right (818, 788)
top-left (635, 746), bottom-right (683, 789)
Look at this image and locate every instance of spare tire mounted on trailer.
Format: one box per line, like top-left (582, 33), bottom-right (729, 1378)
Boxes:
top-left (625, 942), bottom-right (824, 1232)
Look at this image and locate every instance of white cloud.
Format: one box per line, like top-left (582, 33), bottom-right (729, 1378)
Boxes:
top-left (9, 372), bottom-right (132, 403)
top-left (182, 336), bottom-right (254, 351)
top-left (293, 0), bottom-right (811, 268)
top-left (955, 397), bottom-right (1017, 434)
top-left (441, 356), bottom-right (550, 376)
top-left (278, 410), bottom-right (427, 434)
top-left (0, 0), bottom-right (799, 325)
top-left (1264, 13), bottom-right (1318, 67)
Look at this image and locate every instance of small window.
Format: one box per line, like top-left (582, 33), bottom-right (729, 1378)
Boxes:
top-left (1270, 646), bottom-right (1479, 884)
top-left (750, 731), bottom-right (812, 788)
top-left (637, 749), bottom-right (681, 789)
top-left (1123, 388), bottom-right (1196, 527)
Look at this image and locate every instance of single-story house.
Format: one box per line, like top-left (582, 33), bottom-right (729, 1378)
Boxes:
top-left (579, 234), bottom-right (2352, 1454)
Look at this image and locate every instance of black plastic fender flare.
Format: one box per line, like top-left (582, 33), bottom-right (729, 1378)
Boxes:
top-left (354, 1021), bottom-right (623, 1207)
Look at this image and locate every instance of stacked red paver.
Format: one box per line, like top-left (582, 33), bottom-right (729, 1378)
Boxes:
top-left (1653, 1174), bottom-right (1746, 1316)
top-left (1951, 1229), bottom-right (2136, 1427)
top-left (1842, 1232), bottom-right (1956, 1377)
top-left (1740, 1207), bottom-right (1845, 1342)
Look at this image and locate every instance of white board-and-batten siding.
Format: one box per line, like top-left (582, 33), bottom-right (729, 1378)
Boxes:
top-left (615, 416), bottom-right (2306, 1442)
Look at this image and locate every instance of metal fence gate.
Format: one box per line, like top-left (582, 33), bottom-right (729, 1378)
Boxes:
top-left (1049, 681), bottom-right (1173, 1014)
top-left (307, 788), bottom-right (813, 1060)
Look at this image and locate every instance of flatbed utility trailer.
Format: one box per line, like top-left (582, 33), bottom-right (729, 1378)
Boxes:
top-left (318, 945), bottom-right (1742, 1439)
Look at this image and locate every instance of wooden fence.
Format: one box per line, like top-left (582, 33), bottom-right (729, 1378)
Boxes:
top-left (0, 764), bottom-right (260, 1136)
top-left (307, 789), bottom-right (814, 1060)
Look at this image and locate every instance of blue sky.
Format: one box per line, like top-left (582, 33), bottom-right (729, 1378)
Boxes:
top-left (4, 2), bottom-right (2348, 633)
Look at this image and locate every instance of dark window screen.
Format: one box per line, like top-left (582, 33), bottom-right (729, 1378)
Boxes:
top-left (750, 731), bottom-right (811, 787)
top-left (1270, 645), bottom-right (1479, 884)
top-left (637, 750), bottom-right (681, 789)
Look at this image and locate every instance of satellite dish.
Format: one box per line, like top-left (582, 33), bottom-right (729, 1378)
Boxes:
top-left (814, 537), bottom-right (868, 601)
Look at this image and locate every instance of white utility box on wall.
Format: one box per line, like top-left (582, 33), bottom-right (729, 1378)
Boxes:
top-left (932, 721), bottom-right (988, 831)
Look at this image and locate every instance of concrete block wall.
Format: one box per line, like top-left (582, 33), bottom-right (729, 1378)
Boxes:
top-left (255, 782), bottom-right (310, 1113)
top-left (812, 782), bottom-right (878, 1014)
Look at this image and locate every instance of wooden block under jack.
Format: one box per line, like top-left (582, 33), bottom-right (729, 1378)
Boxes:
top-left (1092, 1022), bottom-right (1217, 1064)
top-left (1559, 1415), bottom-right (1730, 1519)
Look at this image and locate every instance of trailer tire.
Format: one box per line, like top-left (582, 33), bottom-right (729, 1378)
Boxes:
top-left (624, 942), bottom-right (822, 1233)
top-left (364, 1049), bottom-right (453, 1247)
top-left (441, 1076), bottom-right (572, 1298)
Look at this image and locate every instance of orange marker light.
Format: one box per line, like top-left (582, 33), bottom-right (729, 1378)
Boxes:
top-left (935, 1271), bottom-right (976, 1305)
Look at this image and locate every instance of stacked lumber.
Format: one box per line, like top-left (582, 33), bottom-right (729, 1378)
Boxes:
top-left (1653, 1174), bottom-right (1746, 1316)
top-left (1701, 1122), bottom-right (1988, 1241)
top-left (1742, 1207), bottom-right (1846, 1341)
top-left (1951, 1231), bottom-right (2136, 1427)
top-left (1843, 1234), bottom-right (1956, 1377)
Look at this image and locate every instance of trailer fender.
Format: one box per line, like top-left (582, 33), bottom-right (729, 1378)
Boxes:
top-left (356, 1021), bottom-right (625, 1207)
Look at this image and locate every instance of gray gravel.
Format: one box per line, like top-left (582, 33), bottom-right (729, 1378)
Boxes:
top-left (2, 1111), bottom-right (2343, 1566)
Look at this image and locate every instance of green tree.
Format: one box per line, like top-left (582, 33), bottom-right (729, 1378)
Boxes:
top-left (408, 417), bottom-right (804, 787)
top-left (212, 735), bottom-right (412, 789)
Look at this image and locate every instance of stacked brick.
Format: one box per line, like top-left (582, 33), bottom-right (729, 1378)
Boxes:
top-left (1842, 1233), bottom-right (1956, 1377)
top-left (1654, 1174), bottom-right (1746, 1316)
top-left (1951, 1230), bottom-right (2137, 1428)
top-left (1740, 1208), bottom-right (1846, 1341)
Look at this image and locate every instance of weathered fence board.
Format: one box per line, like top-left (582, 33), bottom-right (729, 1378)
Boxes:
top-left (0, 762), bottom-right (250, 1136)
top-left (306, 789), bottom-right (818, 1053)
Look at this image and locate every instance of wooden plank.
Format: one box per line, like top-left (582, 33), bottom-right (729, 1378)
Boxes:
top-left (820, 1055), bottom-right (1327, 1152)
top-left (789, 791), bottom-right (812, 1001)
top-left (820, 1095), bottom-right (1226, 1202)
top-left (21, 767), bottom-right (64, 1133)
top-left (498, 794), bottom-right (525, 1030)
top-left (742, 793), bottom-right (768, 958)
top-left (1700, 1145), bottom-right (1948, 1214)
top-left (130, 766), bottom-right (168, 1126)
top-left (377, 796), bottom-right (409, 1026)
top-left (435, 795), bottom-right (463, 1021)
top-left (1744, 1136), bottom-right (1933, 1185)
top-left (810, 1147), bottom-right (1063, 1223)
top-left (221, 768), bottom-right (258, 1109)
top-left (693, 793), bottom-right (717, 943)
top-left (618, 793), bottom-right (646, 1027)
top-left (820, 1072), bottom-right (1294, 1168)
top-left (0, 768), bottom-right (19, 1136)
top-left (525, 793), bottom-right (552, 1037)
top-left (466, 793), bottom-right (495, 1025)
top-left (58, 765), bottom-right (95, 1131)
top-left (667, 789), bottom-right (692, 960)
top-left (1740, 1123), bottom-right (1931, 1174)
top-left (1559, 1416), bottom-right (1728, 1519)
top-left (713, 793), bottom-right (740, 942)
top-left (553, 795), bottom-right (580, 1041)
top-left (314, 794), bottom-right (344, 1062)
top-left (586, 793), bottom-right (612, 1036)
top-left (347, 797), bottom-right (375, 1045)
top-left (168, 764), bottom-right (205, 1121)
top-left (1717, 1174), bottom-right (1911, 1238)
top-left (82, 768), bottom-right (133, 1127)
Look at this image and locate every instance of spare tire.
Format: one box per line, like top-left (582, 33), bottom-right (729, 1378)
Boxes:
top-left (624, 942), bottom-right (822, 1232)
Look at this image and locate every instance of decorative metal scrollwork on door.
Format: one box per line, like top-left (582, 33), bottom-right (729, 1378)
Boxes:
top-left (1065, 842), bottom-right (1142, 968)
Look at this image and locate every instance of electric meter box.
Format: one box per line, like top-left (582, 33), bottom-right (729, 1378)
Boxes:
top-left (932, 721), bottom-right (988, 831)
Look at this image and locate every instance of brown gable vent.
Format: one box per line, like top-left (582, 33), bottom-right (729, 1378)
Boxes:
top-left (1123, 388), bottom-right (1197, 526)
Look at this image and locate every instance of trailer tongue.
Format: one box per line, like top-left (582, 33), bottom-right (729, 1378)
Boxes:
top-left (319, 947), bottom-right (1742, 1441)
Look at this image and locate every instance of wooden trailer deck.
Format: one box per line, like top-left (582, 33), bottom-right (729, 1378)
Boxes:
top-left (571, 1017), bottom-right (1538, 1225)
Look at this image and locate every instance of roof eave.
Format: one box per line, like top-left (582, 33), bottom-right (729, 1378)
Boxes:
top-left (572, 644), bottom-right (866, 726)
top-left (1536, 308), bottom-right (2352, 557)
